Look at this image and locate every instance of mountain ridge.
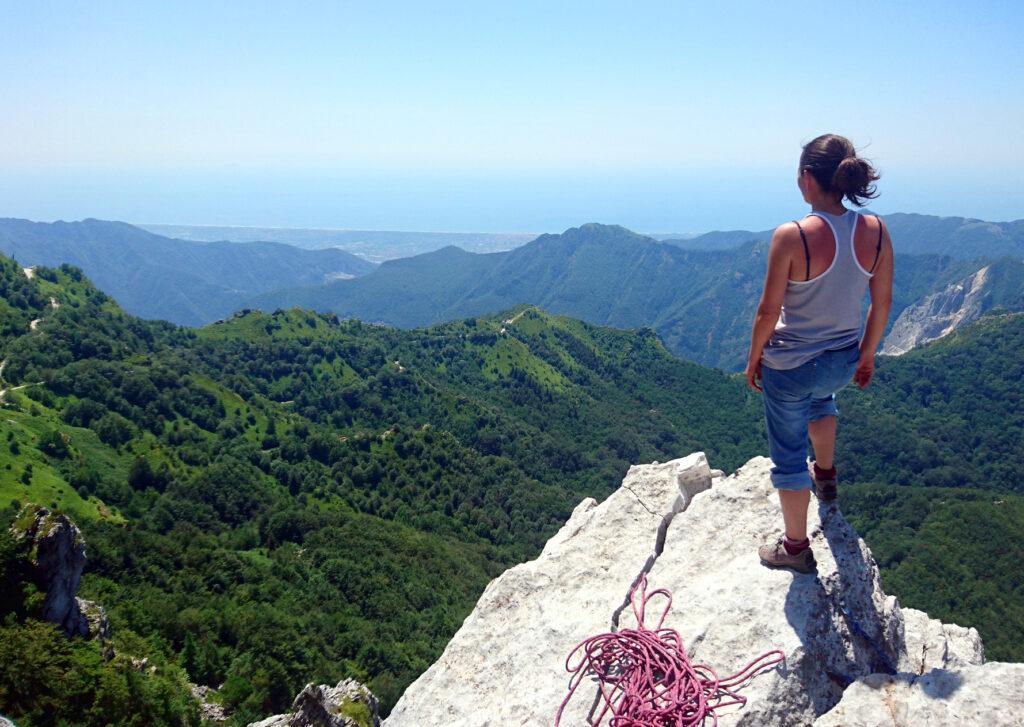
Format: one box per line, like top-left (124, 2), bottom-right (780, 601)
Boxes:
top-left (249, 222), bottom-right (983, 370)
top-left (0, 217), bottom-right (377, 327)
top-left (665, 211), bottom-right (1024, 257)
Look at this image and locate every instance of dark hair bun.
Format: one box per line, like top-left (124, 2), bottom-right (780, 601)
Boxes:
top-left (800, 134), bottom-right (881, 206)
top-left (831, 156), bottom-right (879, 205)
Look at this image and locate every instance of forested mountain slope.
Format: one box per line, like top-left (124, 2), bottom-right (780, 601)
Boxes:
top-left (1, 254), bottom-right (1022, 726)
top-left (882, 257), bottom-right (1024, 354)
top-left (0, 218), bottom-right (376, 327)
top-left (0, 255), bottom-right (764, 724)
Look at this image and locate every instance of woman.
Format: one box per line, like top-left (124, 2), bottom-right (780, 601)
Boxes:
top-left (745, 133), bottom-right (894, 573)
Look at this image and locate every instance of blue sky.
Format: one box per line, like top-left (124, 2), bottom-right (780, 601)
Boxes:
top-left (1, 1), bottom-right (1022, 232)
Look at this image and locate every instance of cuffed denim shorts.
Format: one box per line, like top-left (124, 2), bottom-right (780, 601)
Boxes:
top-left (762, 342), bottom-right (860, 491)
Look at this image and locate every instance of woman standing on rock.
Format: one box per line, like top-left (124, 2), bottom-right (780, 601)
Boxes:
top-left (745, 133), bottom-right (894, 573)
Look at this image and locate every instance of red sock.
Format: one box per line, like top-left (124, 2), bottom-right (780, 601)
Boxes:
top-left (783, 536), bottom-right (810, 555)
top-left (813, 463), bottom-right (836, 480)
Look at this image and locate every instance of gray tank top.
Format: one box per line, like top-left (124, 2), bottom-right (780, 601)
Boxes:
top-left (761, 209), bottom-right (873, 370)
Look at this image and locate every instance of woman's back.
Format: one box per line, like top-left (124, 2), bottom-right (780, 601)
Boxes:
top-left (793, 209), bottom-right (885, 280)
top-left (761, 208), bottom-right (883, 370)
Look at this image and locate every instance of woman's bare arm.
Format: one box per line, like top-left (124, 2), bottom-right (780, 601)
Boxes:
top-left (854, 218), bottom-right (894, 388)
top-left (746, 224), bottom-right (795, 391)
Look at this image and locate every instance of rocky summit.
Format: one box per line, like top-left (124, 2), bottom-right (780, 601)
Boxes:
top-left (382, 453), bottom-right (1023, 726)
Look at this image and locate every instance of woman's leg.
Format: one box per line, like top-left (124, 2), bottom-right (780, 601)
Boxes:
top-left (808, 345), bottom-right (858, 471)
top-left (779, 489), bottom-right (811, 541)
top-left (762, 366), bottom-right (814, 490)
top-left (762, 365), bottom-right (815, 541)
top-left (808, 414), bottom-right (837, 469)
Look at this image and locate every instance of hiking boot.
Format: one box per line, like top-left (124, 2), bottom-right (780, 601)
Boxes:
top-left (813, 472), bottom-right (838, 501)
top-left (758, 538), bottom-right (816, 574)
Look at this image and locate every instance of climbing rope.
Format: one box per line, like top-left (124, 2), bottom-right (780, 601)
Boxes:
top-left (554, 572), bottom-right (785, 727)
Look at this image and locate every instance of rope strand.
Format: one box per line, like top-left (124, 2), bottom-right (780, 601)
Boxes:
top-left (554, 573), bottom-right (785, 726)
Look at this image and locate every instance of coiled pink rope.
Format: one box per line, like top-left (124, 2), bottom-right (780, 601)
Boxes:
top-left (554, 572), bottom-right (784, 726)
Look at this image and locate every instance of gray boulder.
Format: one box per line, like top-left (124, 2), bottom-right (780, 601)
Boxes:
top-left (248, 678), bottom-right (380, 727)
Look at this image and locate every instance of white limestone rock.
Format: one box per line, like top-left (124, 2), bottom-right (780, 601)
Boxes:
top-left (381, 452), bottom-right (1014, 727)
top-left (644, 456), bottom-right (906, 725)
top-left (881, 265), bottom-right (991, 355)
top-left (898, 607), bottom-right (984, 674)
top-left (191, 683), bottom-right (230, 723)
top-left (383, 452), bottom-right (714, 727)
top-left (77, 597), bottom-right (111, 641)
top-left (813, 662), bottom-right (1024, 726)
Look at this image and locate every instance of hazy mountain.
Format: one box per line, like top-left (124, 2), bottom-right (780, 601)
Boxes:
top-left (663, 228), bottom-right (768, 250)
top-left (0, 218), bottom-right (376, 326)
top-left (251, 223), bottom-right (981, 370)
top-left (665, 212), bottom-right (1024, 259)
top-left (140, 223), bottom-right (537, 261)
top-left (145, 211), bottom-right (1024, 262)
top-left (6, 214), bottom-right (1016, 365)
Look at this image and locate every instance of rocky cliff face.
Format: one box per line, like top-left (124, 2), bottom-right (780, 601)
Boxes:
top-left (882, 265), bottom-right (992, 355)
top-left (883, 258), bottom-right (1024, 355)
top-left (9, 504), bottom-right (108, 639)
top-left (382, 453), bottom-right (1022, 726)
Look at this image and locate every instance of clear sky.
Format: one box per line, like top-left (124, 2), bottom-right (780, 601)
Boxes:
top-left (1, 1), bottom-right (1021, 233)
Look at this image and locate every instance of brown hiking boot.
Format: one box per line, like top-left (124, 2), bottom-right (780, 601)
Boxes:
top-left (758, 538), bottom-right (816, 574)
top-left (813, 471), bottom-right (838, 501)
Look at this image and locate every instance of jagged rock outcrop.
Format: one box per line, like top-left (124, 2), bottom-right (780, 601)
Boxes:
top-left (191, 684), bottom-right (230, 723)
top-left (248, 678), bottom-right (380, 727)
top-left (77, 597), bottom-right (111, 641)
top-left (881, 261), bottom-right (1024, 355)
top-left (9, 504), bottom-right (107, 639)
top-left (882, 265), bottom-right (990, 354)
top-left (814, 663), bottom-right (1024, 726)
top-left (382, 453), bottom-right (1015, 726)
top-left (384, 452), bottom-right (714, 726)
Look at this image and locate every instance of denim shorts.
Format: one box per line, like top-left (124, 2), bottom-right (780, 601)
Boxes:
top-left (761, 343), bottom-right (860, 491)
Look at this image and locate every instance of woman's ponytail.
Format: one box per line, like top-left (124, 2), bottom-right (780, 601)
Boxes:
top-left (800, 134), bottom-right (880, 206)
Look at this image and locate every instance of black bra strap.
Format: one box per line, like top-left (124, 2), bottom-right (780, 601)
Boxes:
top-left (869, 215), bottom-right (883, 273)
top-left (794, 220), bottom-right (810, 280)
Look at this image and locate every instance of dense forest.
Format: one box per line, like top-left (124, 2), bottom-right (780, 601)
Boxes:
top-left (0, 255), bottom-right (763, 724)
top-left (1, 253), bottom-right (1022, 725)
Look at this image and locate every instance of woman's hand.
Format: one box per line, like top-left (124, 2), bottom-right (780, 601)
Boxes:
top-left (745, 356), bottom-right (763, 392)
top-left (853, 353), bottom-right (875, 389)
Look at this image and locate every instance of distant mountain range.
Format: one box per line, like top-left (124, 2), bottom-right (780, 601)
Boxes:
top-left (4, 213), bottom-right (1023, 369)
top-left (249, 222), bottom-right (984, 370)
top-left (144, 212), bottom-right (1024, 261)
top-left (140, 223), bottom-right (537, 261)
top-left (0, 218), bottom-right (376, 327)
top-left (666, 212), bottom-right (1024, 258)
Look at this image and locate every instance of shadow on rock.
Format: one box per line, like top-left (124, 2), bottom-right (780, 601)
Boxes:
top-left (781, 498), bottom-right (962, 718)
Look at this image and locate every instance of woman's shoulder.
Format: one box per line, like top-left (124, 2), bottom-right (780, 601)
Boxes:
top-left (769, 220), bottom-right (804, 249)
